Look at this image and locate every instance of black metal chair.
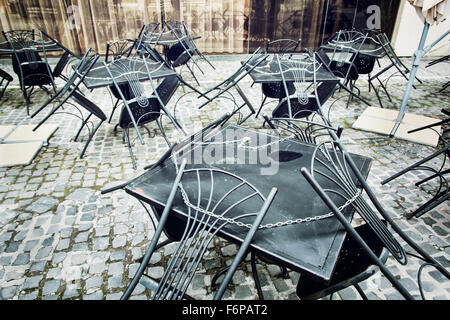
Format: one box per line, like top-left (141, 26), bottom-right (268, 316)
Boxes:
top-left (32, 49), bottom-right (104, 159)
top-left (105, 38), bottom-right (140, 123)
top-left (120, 158), bottom-right (277, 300)
top-left (162, 21), bottom-right (204, 88)
top-left (269, 52), bottom-right (338, 120)
top-left (318, 30), bottom-right (371, 108)
top-left (299, 133), bottom-right (450, 300)
top-left (253, 39), bottom-right (301, 118)
top-left (198, 48), bottom-right (268, 125)
top-left (263, 114), bottom-right (343, 145)
top-left (381, 112), bottom-right (449, 220)
top-left (0, 67), bottom-right (13, 101)
top-left (38, 28), bottom-right (80, 83)
top-left (166, 20), bottom-right (215, 71)
top-left (369, 32), bottom-right (423, 108)
top-left (4, 29), bottom-right (56, 115)
top-left (265, 38), bottom-right (301, 56)
top-left (104, 56), bottom-right (181, 169)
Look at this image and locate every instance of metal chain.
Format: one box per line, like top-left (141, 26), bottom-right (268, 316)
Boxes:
top-left (178, 183), bottom-right (362, 230)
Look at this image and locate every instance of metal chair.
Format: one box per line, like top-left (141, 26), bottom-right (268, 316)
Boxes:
top-left (0, 68), bottom-right (13, 101)
top-left (252, 38), bottom-right (302, 118)
top-left (299, 132), bottom-right (450, 300)
top-left (263, 114), bottom-right (343, 145)
top-left (198, 48), bottom-right (268, 125)
top-left (4, 29), bottom-right (56, 115)
top-left (121, 158), bottom-right (277, 300)
top-left (318, 30), bottom-right (372, 108)
top-left (32, 49), bottom-right (104, 159)
top-left (369, 32), bottom-right (423, 108)
top-left (382, 115), bottom-right (449, 220)
top-left (104, 56), bottom-right (181, 169)
top-left (38, 28), bottom-right (81, 83)
top-left (100, 113), bottom-right (233, 259)
top-left (105, 38), bottom-right (140, 123)
top-left (269, 52), bottom-right (338, 120)
top-left (166, 20), bottom-right (215, 71)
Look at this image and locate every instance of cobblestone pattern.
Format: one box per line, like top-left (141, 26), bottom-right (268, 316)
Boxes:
top-left (0, 55), bottom-right (449, 300)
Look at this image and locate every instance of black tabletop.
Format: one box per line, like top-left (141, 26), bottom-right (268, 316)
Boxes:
top-left (124, 125), bottom-right (372, 281)
top-left (143, 34), bottom-right (201, 46)
top-left (321, 38), bottom-right (385, 58)
top-left (248, 53), bottom-right (339, 83)
top-left (81, 57), bottom-right (177, 89)
top-left (0, 40), bottom-right (62, 56)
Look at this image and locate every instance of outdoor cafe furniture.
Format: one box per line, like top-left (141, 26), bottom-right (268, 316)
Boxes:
top-left (317, 29), bottom-right (378, 108)
top-left (140, 21), bottom-right (212, 88)
top-left (31, 49), bottom-right (105, 159)
top-left (254, 38), bottom-right (302, 118)
top-left (368, 32), bottom-right (424, 109)
top-left (0, 67), bottom-right (12, 101)
top-left (120, 158), bottom-right (278, 300)
top-left (197, 48), bottom-right (269, 125)
top-left (249, 52), bottom-right (340, 120)
top-left (299, 127), bottom-right (450, 300)
top-left (1, 30), bottom-right (58, 115)
top-left (80, 53), bottom-right (184, 147)
top-left (381, 109), bottom-right (449, 220)
top-left (103, 121), bottom-right (374, 299)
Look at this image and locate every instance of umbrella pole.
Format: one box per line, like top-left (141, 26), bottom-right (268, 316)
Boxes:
top-left (390, 22), bottom-right (430, 136)
top-left (390, 23), bottom-right (450, 137)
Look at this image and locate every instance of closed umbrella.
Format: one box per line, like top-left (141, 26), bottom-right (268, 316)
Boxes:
top-left (390, 0), bottom-right (450, 136)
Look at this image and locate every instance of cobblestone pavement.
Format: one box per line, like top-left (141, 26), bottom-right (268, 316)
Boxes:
top-left (0, 54), bottom-right (449, 300)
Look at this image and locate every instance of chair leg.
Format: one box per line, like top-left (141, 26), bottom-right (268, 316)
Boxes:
top-left (354, 284), bottom-right (369, 300)
top-left (124, 128), bottom-right (137, 170)
top-left (185, 62), bottom-right (200, 86)
top-left (251, 252), bottom-right (265, 300)
top-left (80, 119), bottom-right (103, 159)
top-left (370, 79), bottom-right (385, 109)
top-left (156, 119), bottom-right (171, 148)
top-left (74, 113), bottom-right (93, 142)
top-left (255, 96), bottom-right (268, 119)
top-left (109, 99), bottom-right (120, 123)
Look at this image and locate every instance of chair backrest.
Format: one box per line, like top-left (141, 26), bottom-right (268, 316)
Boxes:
top-left (164, 21), bottom-right (196, 66)
top-left (300, 133), bottom-right (450, 300)
top-left (29, 47), bottom-right (99, 119)
top-left (265, 38), bottom-right (301, 56)
top-left (2, 29), bottom-right (34, 42)
top-left (122, 159), bottom-right (277, 300)
top-left (264, 115), bottom-right (343, 145)
top-left (322, 30), bottom-right (369, 81)
top-left (51, 48), bottom-right (99, 104)
top-left (104, 55), bottom-right (174, 127)
top-left (118, 74), bottom-right (180, 128)
top-left (269, 52), bottom-right (329, 119)
top-left (105, 39), bottom-right (136, 62)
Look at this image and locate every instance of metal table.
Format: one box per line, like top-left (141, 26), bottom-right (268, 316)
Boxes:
top-left (0, 40), bottom-right (62, 56)
top-left (248, 53), bottom-right (339, 83)
top-left (81, 57), bottom-right (183, 144)
top-left (124, 124), bottom-right (372, 282)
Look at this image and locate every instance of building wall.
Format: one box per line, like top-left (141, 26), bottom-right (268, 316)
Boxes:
top-left (391, 0), bottom-right (450, 57)
top-left (0, 0), bottom-right (400, 56)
